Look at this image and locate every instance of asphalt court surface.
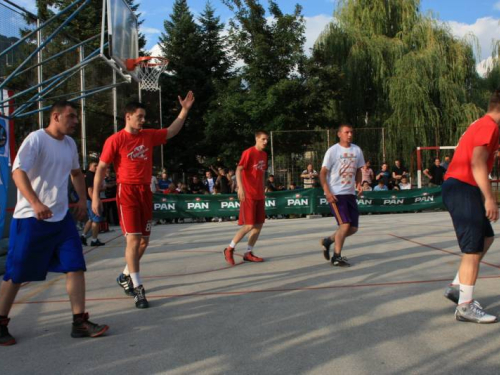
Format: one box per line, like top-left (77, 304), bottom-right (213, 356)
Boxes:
top-left (2, 211), bottom-right (500, 374)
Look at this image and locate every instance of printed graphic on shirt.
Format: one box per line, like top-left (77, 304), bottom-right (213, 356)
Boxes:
top-left (127, 145), bottom-right (149, 161)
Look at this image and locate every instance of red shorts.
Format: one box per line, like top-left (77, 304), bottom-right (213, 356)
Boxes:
top-left (238, 199), bottom-right (265, 226)
top-left (116, 184), bottom-right (153, 236)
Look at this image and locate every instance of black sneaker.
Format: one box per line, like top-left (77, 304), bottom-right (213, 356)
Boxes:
top-left (0, 318), bottom-right (16, 346)
top-left (134, 285), bottom-right (149, 309)
top-left (117, 273), bottom-right (134, 296)
top-left (71, 313), bottom-right (109, 338)
top-left (90, 239), bottom-right (105, 247)
top-left (320, 237), bottom-right (334, 261)
top-left (331, 254), bottom-right (350, 267)
top-left (80, 235), bottom-right (88, 246)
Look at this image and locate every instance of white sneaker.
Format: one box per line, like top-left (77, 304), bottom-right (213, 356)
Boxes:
top-left (455, 301), bottom-right (497, 324)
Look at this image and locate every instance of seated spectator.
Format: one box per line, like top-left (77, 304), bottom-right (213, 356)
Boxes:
top-left (392, 185), bottom-right (400, 191)
top-left (300, 164), bottom-right (318, 188)
top-left (392, 159), bottom-right (408, 185)
top-left (361, 180), bottom-right (372, 191)
top-left (376, 163), bottom-right (391, 188)
top-left (227, 169), bottom-right (236, 193)
top-left (361, 161), bottom-right (374, 186)
top-left (440, 155), bottom-right (451, 171)
top-left (179, 183), bottom-right (190, 194)
top-left (288, 182), bottom-right (297, 190)
top-left (215, 167), bottom-right (231, 194)
top-left (151, 173), bottom-right (159, 193)
top-left (373, 179), bottom-right (388, 191)
top-left (266, 175), bottom-right (277, 192)
top-left (424, 158), bottom-right (446, 186)
top-left (158, 172), bottom-right (172, 191)
top-left (189, 175), bottom-right (207, 194)
top-left (399, 176), bottom-right (411, 190)
top-left (204, 171), bottom-right (216, 194)
top-left (164, 183), bottom-right (179, 195)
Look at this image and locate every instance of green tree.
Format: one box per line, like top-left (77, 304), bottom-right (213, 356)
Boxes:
top-left (314, 0), bottom-right (484, 165)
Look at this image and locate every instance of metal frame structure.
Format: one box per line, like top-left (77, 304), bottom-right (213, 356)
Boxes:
top-left (415, 146), bottom-right (456, 188)
top-left (0, 0), bottom-right (138, 120)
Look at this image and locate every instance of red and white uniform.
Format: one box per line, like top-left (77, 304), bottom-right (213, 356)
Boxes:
top-left (445, 115), bottom-right (499, 186)
top-left (100, 128), bottom-right (168, 236)
top-left (238, 146), bottom-right (267, 225)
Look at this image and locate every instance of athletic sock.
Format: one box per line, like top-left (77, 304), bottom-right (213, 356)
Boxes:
top-left (130, 273), bottom-right (142, 288)
top-left (451, 272), bottom-right (460, 286)
top-left (123, 265), bottom-right (130, 276)
top-left (91, 237), bottom-right (98, 241)
top-left (229, 241), bottom-right (236, 249)
top-left (245, 245), bottom-right (253, 253)
top-left (458, 284), bottom-right (474, 305)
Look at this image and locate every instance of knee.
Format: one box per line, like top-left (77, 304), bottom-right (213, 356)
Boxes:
top-left (349, 227), bottom-right (358, 235)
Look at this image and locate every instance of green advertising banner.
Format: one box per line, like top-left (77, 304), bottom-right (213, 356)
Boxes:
top-left (152, 187), bottom-right (444, 219)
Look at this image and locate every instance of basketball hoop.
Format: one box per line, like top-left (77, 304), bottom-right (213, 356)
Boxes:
top-left (126, 56), bottom-right (169, 91)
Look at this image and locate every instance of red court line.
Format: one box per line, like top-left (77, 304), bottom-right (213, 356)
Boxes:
top-left (388, 234), bottom-right (500, 270)
top-left (13, 274), bottom-right (500, 305)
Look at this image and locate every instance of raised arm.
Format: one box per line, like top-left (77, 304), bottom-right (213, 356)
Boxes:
top-left (166, 91), bottom-right (195, 140)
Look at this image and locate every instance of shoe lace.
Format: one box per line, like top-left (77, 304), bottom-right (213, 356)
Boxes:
top-left (334, 256), bottom-right (348, 262)
top-left (135, 287), bottom-right (146, 300)
top-left (470, 303), bottom-right (486, 317)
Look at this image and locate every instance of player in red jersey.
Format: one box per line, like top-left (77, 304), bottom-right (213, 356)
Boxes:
top-left (92, 92), bottom-right (195, 308)
top-left (223, 131), bottom-right (269, 265)
top-left (441, 90), bottom-right (500, 324)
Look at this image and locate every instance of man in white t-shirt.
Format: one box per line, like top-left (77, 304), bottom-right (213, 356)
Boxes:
top-left (0, 101), bottom-right (108, 346)
top-left (319, 124), bottom-right (365, 267)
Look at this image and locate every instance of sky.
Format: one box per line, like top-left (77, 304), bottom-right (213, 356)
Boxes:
top-left (12, 0), bottom-right (500, 73)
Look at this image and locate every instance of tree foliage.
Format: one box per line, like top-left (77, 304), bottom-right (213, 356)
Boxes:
top-left (314, 0), bottom-right (484, 163)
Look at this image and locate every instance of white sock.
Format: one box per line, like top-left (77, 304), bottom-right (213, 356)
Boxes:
top-left (246, 245), bottom-right (253, 253)
top-left (130, 272), bottom-right (142, 288)
top-left (91, 236), bottom-right (98, 241)
top-left (451, 272), bottom-right (460, 285)
top-left (123, 265), bottom-right (130, 276)
top-left (458, 284), bottom-right (474, 305)
top-left (229, 241), bottom-right (236, 249)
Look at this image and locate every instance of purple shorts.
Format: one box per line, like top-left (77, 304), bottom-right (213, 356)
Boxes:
top-left (329, 195), bottom-right (359, 228)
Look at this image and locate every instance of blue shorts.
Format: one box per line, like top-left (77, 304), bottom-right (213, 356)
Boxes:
top-left (87, 200), bottom-right (103, 223)
top-left (3, 211), bottom-right (86, 283)
top-left (329, 195), bottom-right (359, 228)
top-left (442, 178), bottom-right (494, 254)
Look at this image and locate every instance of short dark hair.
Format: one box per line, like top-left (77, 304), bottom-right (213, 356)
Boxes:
top-left (49, 100), bottom-right (78, 116)
top-left (488, 89), bottom-right (500, 111)
top-left (124, 102), bottom-right (146, 115)
top-left (255, 130), bottom-right (269, 138)
top-left (337, 123), bottom-right (353, 133)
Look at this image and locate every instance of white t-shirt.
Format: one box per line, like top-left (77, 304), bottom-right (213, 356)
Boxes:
top-left (322, 143), bottom-right (365, 195)
top-left (13, 129), bottom-right (80, 222)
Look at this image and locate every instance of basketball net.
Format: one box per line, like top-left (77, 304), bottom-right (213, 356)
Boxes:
top-left (127, 57), bottom-right (169, 92)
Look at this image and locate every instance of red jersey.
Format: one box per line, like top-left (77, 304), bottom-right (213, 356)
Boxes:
top-left (238, 146), bottom-right (268, 200)
top-left (445, 115), bottom-right (499, 186)
top-left (100, 128), bottom-right (168, 184)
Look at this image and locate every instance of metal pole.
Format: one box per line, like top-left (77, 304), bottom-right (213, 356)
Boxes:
top-left (327, 129), bottom-right (330, 148)
top-left (138, 82), bottom-right (142, 102)
top-left (159, 86), bottom-right (164, 170)
top-left (79, 46), bottom-right (87, 170)
top-left (382, 127), bottom-right (386, 162)
top-left (113, 70), bottom-right (117, 133)
top-left (37, 19), bottom-right (43, 128)
top-left (270, 131), bottom-right (275, 175)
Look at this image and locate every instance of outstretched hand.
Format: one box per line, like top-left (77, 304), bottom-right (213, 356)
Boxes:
top-left (179, 91), bottom-right (195, 110)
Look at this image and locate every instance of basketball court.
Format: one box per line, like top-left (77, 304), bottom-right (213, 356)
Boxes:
top-left (1, 211), bottom-right (499, 374)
